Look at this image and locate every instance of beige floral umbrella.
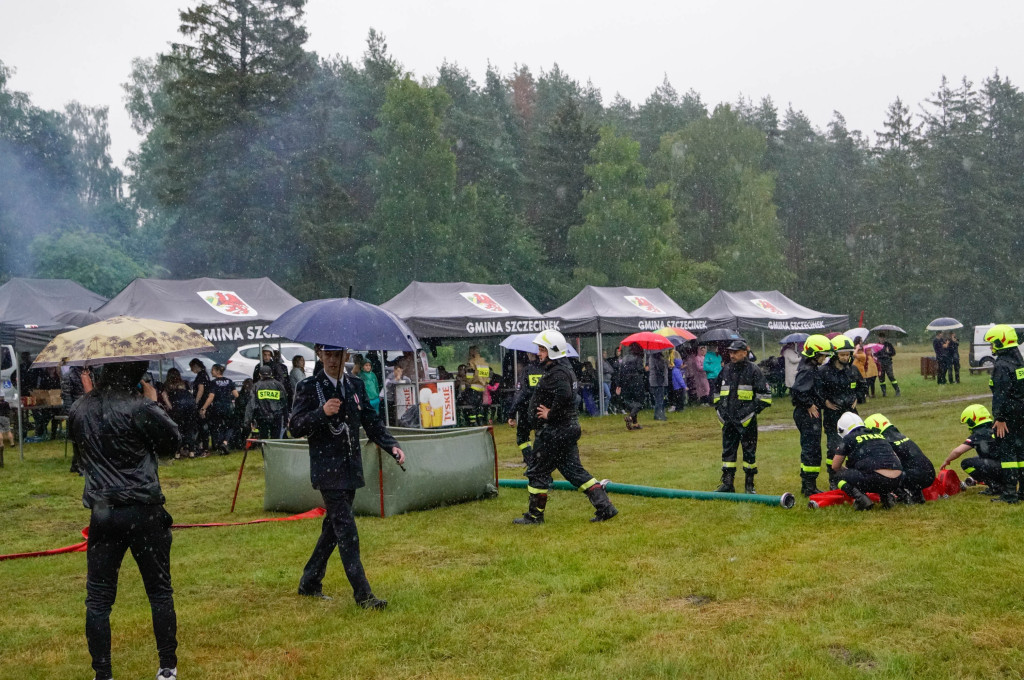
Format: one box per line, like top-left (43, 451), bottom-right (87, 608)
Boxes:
top-left (31, 316), bottom-right (214, 367)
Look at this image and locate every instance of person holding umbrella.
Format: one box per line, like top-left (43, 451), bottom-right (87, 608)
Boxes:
top-left (291, 345), bottom-right (406, 608)
top-left (713, 338), bottom-right (773, 494)
top-left (513, 330), bottom-right (618, 524)
top-left (31, 317), bottom-right (214, 680)
top-left (874, 332), bottom-right (900, 397)
top-left (616, 343), bottom-right (647, 430)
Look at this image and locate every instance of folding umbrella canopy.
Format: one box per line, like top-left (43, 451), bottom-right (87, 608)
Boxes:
top-left (654, 327), bottom-right (698, 341)
top-left (926, 317), bottom-right (963, 331)
top-left (698, 328), bottom-right (743, 344)
top-left (265, 298), bottom-right (420, 351)
top-left (845, 328), bottom-right (870, 342)
top-left (500, 333), bottom-right (578, 357)
top-left (32, 316), bottom-right (214, 367)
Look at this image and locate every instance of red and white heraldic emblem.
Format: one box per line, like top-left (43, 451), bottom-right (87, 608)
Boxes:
top-left (749, 298), bottom-right (786, 316)
top-left (624, 296), bottom-right (665, 315)
top-left (460, 292), bottom-right (509, 314)
top-left (197, 290), bottom-right (258, 317)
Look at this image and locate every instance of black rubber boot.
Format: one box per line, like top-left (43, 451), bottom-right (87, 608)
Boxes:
top-left (714, 468), bottom-right (735, 493)
top-left (846, 486), bottom-right (874, 511)
top-left (880, 492), bottom-right (899, 509)
top-left (895, 488), bottom-right (915, 505)
top-left (880, 383), bottom-right (887, 397)
top-left (744, 469), bottom-right (756, 495)
top-left (911, 489), bottom-right (927, 504)
top-left (800, 476), bottom-right (823, 497)
top-left (513, 492), bottom-right (547, 524)
top-left (892, 382), bottom-right (901, 397)
top-left (827, 468), bottom-right (839, 491)
top-left (357, 595), bottom-right (388, 610)
top-left (584, 485), bottom-right (619, 522)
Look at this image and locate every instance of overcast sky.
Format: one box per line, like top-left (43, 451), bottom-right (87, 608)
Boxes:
top-left (3, 0), bottom-right (1022, 169)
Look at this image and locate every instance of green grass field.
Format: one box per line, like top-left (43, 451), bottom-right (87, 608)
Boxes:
top-left (3, 346), bottom-right (1024, 679)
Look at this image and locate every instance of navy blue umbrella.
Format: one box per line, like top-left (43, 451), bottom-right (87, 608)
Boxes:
top-left (265, 298), bottom-right (420, 351)
top-left (778, 332), bottom-right (809, 345)
top-left (500, 333), bottom-right (579, 357)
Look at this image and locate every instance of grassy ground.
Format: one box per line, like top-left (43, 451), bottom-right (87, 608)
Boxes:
top-left (2, 346), bottom-right (1023, 679)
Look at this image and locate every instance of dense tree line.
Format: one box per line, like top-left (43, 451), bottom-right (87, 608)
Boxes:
top-left (2, 0), bottom-right (1023, 328)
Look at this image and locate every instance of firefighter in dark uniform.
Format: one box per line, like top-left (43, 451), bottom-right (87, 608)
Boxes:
top-left (863, 413), bottom-right (936, 504)
top-left (245, 364), bottom-right (287, 439)
top-left (875, 332), bottom-right (900, 396)
top-left (291, 345), bottom-right (405, 609)
top-left (942, 404), bottom-right (1005, 496)
top-left (507, 352), bottom-right (545, 468)
top-left (514, 330), bottom-right (618, 525)
top-left (820, 334), bottom-right (860, 488)
top-left (713, 339), bottom-right (773, 494)
top-left (985, 325), bottom-right (1024, 503)
top-left (831, 412), bottom-right (903, 510)
top-left (791, 334), bottom-right (832, 496)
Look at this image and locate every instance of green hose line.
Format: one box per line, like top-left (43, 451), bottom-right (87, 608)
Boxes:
top-left (498, 479), bottom-right (796, 509)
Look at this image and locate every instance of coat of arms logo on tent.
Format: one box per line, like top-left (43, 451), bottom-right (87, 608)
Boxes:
top-left (460, 292), bottom-right (509, 314)
top-left (197, 290), bottom-right (258, 317)
top-left (749, 298), bottom-right (786, 315)
top-left (624, 296), bottom-right (665, 315)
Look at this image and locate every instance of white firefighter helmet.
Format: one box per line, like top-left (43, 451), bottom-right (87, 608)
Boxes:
top-left (533, 329), bottom-right (569, 359)
top-left (837, 412), bottom-right (865, 437)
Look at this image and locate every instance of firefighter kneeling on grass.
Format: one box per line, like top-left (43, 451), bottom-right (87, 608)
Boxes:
top-left (863, 413), bottom-right (935, 504)
top-left (831, 412), bottom-right (903, 511)
top-left (942, 404), bottom-right (1005, 496)
top-left (713, 338), bottom-right (772, 494)
top-left (514, 330), bottom-right (618, 525)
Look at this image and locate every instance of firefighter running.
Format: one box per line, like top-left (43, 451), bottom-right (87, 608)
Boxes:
top-left (713, 338), bottom-right (772, 494)
top-left (513, 330), bottom-right (618, 525)
top-left (791, 334), bottom-right (832, 497)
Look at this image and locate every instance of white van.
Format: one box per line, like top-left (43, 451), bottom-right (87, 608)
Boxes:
top-left (970, 324), bottom-right (1024, 367)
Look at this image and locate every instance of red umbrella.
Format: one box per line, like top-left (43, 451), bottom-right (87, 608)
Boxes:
top-left (620, 332), bottom-right (674, 350)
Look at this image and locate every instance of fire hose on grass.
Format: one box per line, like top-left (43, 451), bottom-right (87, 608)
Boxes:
top-left (498, 479), bottom-right (796, 509)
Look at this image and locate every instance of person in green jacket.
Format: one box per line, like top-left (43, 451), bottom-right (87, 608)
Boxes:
top-left (359, 358), bottom-right (382, 414)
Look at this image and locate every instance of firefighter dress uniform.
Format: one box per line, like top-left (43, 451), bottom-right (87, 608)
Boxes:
top-left (714, 340), bottom-right (772, 494)
top-left (514, 330), bottom-right (617, 525)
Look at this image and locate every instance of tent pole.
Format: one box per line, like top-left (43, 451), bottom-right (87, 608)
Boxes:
top-left (761, 332), bottom-right (765, 360)
top-left (596, 330), bottom-right (605, 416)
top-left (15, 338), bottom-right (23, 461)
top-left (380, 350), bottom-right (390, 427)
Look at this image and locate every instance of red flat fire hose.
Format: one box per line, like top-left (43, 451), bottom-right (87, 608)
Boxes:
top-left (0, 507), bottom-right (325, 561)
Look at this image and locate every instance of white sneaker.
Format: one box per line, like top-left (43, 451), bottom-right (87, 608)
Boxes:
top-left (156, 669), bottom-right (177, 679)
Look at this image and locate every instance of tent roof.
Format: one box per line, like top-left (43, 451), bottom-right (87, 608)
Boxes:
top-left (689, 290), bottom-right (848, 332)
top-left (544, 286), bottom-right (710, 333)
top-left (95, 277), bottom-right (300, 326)
top-left (0, 278), bottom-right (107, 329)
top-left (380, 281), bottom-right (553, 338)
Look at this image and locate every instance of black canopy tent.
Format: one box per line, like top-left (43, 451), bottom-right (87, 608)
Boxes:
top-left (380, 281), bottom-right (556, 339)
top-left (95, 277), bottom-right (302, 360)
top-left (544, 286), bottom-right (718, 415)
top-left (690, 290), bottom-right (849, 356)
top-left (0, 278), bottom-right (108, 460)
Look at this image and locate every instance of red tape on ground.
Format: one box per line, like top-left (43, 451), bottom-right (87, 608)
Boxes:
top-left (0, 507), bottom-right (326, 562)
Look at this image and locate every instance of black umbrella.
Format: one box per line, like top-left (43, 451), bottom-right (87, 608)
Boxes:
top-left (869, 324), bottom-right (907, 336)
top-left (698, 328), bottom-right (742, 344)
top-left (926, 317), bottom-right (963, 331)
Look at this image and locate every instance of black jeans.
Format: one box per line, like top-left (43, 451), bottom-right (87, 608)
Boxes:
top-left (86, 504), bottom-right (177, 679)
top-left (300, 488), bottom-right (373, 603)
